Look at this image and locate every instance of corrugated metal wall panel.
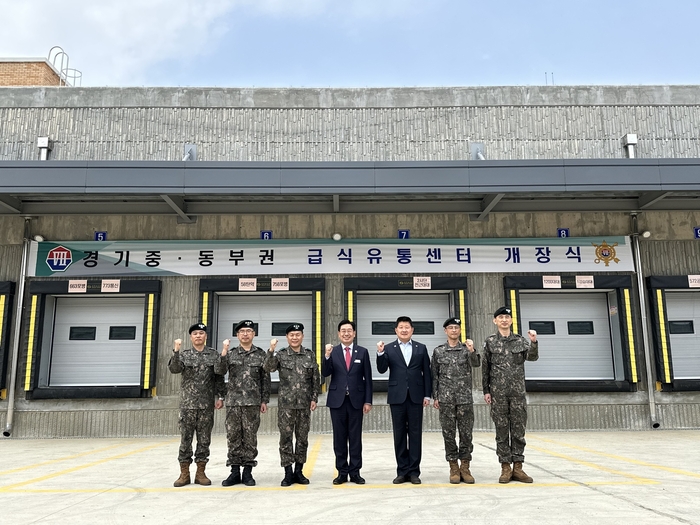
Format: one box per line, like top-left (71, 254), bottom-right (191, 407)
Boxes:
top-left (640, 240), bottom-right (700, 275)
top-left (658, 404), bottom-right (700, 428)
top-left (4, 401), bottom-right (691, 438)
top-left (3, 104), bottom-right (700, 162)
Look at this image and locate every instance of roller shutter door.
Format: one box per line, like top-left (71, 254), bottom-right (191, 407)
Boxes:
top-left (50, 297), bottom-right (145, 386)
top-left (216, 294), bottom-right (314, 382)
top-left (520, 292), bottom-right (614, 380)
top-left (665, 292), bottom-right (700, 379)
top-left (355, 292), bottom-right (451, 380)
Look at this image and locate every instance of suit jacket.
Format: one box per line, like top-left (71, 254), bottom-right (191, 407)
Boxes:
top-left (376, 340), bottom-right (432, 405)
top-left (322, 344), bottom-right (373, 410)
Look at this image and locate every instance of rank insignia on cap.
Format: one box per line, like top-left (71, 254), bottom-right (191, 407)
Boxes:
top-left (493, 306), bottom-right (512, 317)
top-left (189, 323), bottom-right (207, 334)
top-left (235, 320), bottom-right (255, 333)
top-left (443, 317), bottom-right (461, 328)
top-left (286, 323), bottom-right (304, 334)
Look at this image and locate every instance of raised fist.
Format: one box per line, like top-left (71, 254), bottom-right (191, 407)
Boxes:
top-left (174, 339), bottom-right (182, 352)
top-left (325, 343), bottom-right (333, 358)
top-left (377, 341), bottom-right (385, 353)
top-left (270, 338), bottom-right (278, 351)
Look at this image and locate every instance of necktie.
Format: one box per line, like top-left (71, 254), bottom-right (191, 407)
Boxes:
top-left (345, 347), bottom-right (351, 370)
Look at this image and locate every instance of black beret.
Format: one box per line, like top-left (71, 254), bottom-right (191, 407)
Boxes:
top-left (234, 320), bottom-right (255, 333)
top-left (189, 322), bottom-right (207, 334)
top-left (494, 306), bottom-right (512, 318)
top-left (286, 323), bottom-right (304, 334)
top-left (443, 317), bottom-right (462, 328)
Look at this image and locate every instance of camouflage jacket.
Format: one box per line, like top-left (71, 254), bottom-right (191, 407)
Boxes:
top-left (431, 341), bottom-right (481, 405)
top-left (216, 345), bottom-right (271, 407)
top-left (263, 346), bottom-right (320, 409)
top-left (168, 346), bottom-right (226, 410)
top-left (482, 332), bottom-right (539, 397)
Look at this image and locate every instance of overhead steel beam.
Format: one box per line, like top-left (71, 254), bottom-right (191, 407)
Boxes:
top-left (638, 191), bottom-right (671, 209)
top-left (160, 194), bottom-right (195, 223)
top-left (0, 196), bottom-right (21, 213)
top-left (472, 193), bottom-right (505, 221)
top-left (7, 194), bottom-right (700, 216)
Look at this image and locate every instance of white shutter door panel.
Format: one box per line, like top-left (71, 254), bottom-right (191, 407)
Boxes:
top-left (356, 293), bottom-right (450, 380)
top-left (217, 294), bottom-right (313, 382)
top-left (50, 297), bottom-right (144, 387)
top-left (665, 292), bottom-right (700, 379)
top-left (521, 292), bottom-right (614, 380)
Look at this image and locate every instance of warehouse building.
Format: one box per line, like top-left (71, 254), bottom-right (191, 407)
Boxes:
top-left (1, 84), bottom-right (700, 437)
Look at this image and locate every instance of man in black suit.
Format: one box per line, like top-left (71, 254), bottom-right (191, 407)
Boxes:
top-left (376, 316), bottom-right (432, 484)
top-left (322, 319), bottom-right (373, 485)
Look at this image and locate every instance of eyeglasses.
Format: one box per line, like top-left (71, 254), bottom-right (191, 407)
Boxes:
top-left (339, 330), bottom-right (355, 334)
top-left (237, 329), bottom-right (255, 335)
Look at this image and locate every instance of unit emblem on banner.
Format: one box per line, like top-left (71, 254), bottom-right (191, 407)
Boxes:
top-left (46, 245), bottom-right (73, 272)
top-left (592, 241), bottom-right (620, 267)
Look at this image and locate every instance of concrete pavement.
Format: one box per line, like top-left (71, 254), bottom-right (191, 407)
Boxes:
top-left (1, 430), bottom-right (699, 524)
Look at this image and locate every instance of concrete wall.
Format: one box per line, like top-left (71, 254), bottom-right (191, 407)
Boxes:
top-left (1, 86), bottom-right (700, 162)
top-left (1, 209), bottom-right (700, 437)
top-left (2, 83), bottom-right (700, 436)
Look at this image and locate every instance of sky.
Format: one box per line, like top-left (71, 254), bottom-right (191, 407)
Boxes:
top-left (1, 0), bottom-right (699, 88)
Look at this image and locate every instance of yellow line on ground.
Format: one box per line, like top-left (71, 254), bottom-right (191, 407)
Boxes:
top-left (528, 443), bottom-right (658, 484)
top-left (0, 440), bottom-right (174, 491)
top-left (303, 434), bottom-right (323, 480)
top-left (3, 485), bottom-right (310, 494)
top-left (0, 443), bottom-right (130, 477)
top-left (531, 436), bottom-right (700, 479)
top-left (1, 436), bottom-right (325, 495)
top-left (2, 479), bottom-right (654, 494)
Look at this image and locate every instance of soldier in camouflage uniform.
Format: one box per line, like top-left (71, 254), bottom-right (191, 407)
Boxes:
top-left (482, 306), bottom-right (539, 484)
top-left (217, 319), bottom-right (271, 487)
top-left (264, 323), bottom-right (321, 487)
top-left (431, 317), bottom-right (481, 484)
top-left (168, 322), bottom-right (225, 487)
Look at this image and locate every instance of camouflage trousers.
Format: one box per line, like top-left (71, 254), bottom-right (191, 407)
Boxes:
top-left (489, 393), bottom-right (527, 464)
top-left (178, 408), bottom-right (214, 464)
top-left (438, 402), bottom-right (475, 462)
top-left (225, 405), bottom-right (261, 467)
top-left (278, 407), bottom-right (311, 467)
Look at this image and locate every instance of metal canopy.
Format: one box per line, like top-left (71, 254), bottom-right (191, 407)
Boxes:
top-left (0, 159), bottom-right (699, 217)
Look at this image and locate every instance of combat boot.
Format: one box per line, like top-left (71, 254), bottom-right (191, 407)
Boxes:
top-left (222, 465), bottom-right (241, 487)
top-left (281, 465), bottom-right (294, 487)
top-left (194, 461), bottom-right (211, 485)
top-left (448, 460), bottom-right (461, 484)
top-left (512, 462), bottom-right (533, 483)
top-left (459, 460), bottom-right (475, 484)
top-left (173, 462), bottom-right (191, 487)
top-left (498, 463), bottom-right (512, 484)
top-left (294, 462), bottom-right (310, 485)
top-left (241, 465), bottom-right (256, 486)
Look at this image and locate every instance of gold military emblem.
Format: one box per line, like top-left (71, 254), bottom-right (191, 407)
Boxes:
top-left (592, 240), bottom-right (620, 266)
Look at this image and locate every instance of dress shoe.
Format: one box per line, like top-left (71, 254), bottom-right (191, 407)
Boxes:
top-left (392, 475), bottom-right (407, 484)
top-left (409, 475), bottom-right (421, 485)
top-left (349, 474), bottom-right (366, 484)
top-left (333, 474), bottom-right (348, 485)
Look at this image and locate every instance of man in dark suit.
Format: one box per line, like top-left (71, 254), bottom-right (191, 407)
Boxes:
top-left (376, 316), bottom-right (432, 484)
top-left (322, 319), bottom-right (373, 485)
